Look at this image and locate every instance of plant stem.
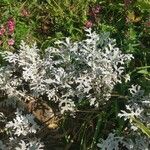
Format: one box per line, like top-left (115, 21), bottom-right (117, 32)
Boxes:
top-left (90, 114), bottom-right (102, 149)
top-left (129, 66), bottom-right (150, 75)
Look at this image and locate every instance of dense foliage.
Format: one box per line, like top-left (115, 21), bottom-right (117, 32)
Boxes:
top-left (0, 0), bottom-right (150, 149)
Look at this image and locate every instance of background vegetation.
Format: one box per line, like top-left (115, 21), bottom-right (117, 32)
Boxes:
top-left (0, 0), bottom-right (150, 149)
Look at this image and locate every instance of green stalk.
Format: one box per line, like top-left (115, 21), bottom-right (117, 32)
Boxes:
top-left (129, 66), bottom-right (150, 75)
top-left (90, 114), bottom-right (102, 149)
top-left (132, 117), bottom-right (150, 138)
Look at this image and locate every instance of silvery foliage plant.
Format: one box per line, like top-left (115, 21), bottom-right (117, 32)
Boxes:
top-left (97, 133), bottom-right (132, 150)
top-left (0, 28), bottom-right (133, 114)
top-left (97, 131), bottom-right (150, 150)
top-left (6, 109), bottom-right (40, 136)
top-left (0, 110), bottom-right (44, 150)
top-left (97, 85), bottom-right (150, 150)
top-left (118, 85), bottom-right (150, 130)
top-left (118, 85), bottom-right (150, 149)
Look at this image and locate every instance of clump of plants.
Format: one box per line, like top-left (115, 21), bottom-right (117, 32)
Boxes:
top-left (0, 0), bottom-right (150, 149)
top-left (0, 28), bottom-right (132, 114)
top-left (0, 29), bottom-right (149, 149)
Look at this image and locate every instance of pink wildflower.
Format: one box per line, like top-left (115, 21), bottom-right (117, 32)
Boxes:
top-left (8, 39), bottom-right (15, 46)
top-left (0, 26), bottom-right (6, 36)
top-left (91, 5), bottom-right (101, 14)
top-left (7, 18), bottom-right (15, 35)
top-left (85, 20), bottom-right (93, 28)
top-left (89, 5), bottom-right (102, 23)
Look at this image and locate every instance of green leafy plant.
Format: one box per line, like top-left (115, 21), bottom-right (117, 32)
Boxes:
top-left (136, 0), bottom-right (150, 11)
